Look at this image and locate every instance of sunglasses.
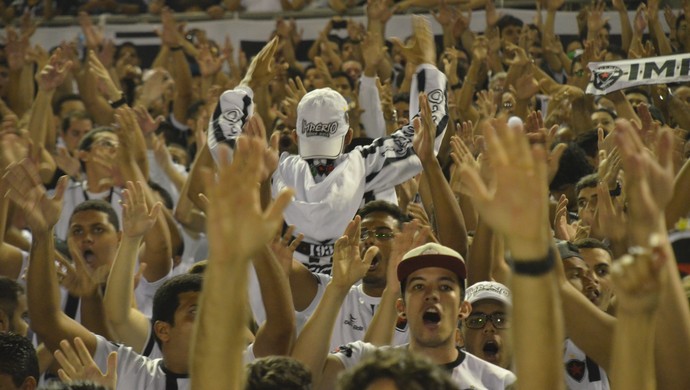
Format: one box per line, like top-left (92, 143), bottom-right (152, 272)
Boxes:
top-left (465, 312), bottom-right (510, 329)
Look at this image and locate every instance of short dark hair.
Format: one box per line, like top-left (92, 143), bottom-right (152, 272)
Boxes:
top-left (574, 130), bottom-right (600, 160)
top-left (625, 87), bottom-right (651, 103)
top-left (61, 111), bottom-right (92, 135)
top-left (0, 277), bottom-right (23, 323)
top-left (497, 15), bottom-right (524, 35)
top-left (245, 356), bottom-right (311, 390)
top-left (152, 274), bottom-right (203, 347)
top-left (77, 127), bottom-right (116, 152)
top-left (337, 348), bottom-right (458, 390)
top-left (357, 200), bottom-right (409, 229)
top-left (574, 173), bottom-right (599, 197)
top-left (187, 260), bottom-right (208, 275)
top-left (148, 181), bottom-right (174, 210)
top-left (53, 94), bottom-right (84, 117)
top-left (69, 199), bottom-right (120, 232)
top-left (393, 93), bottom-right (410, 105)
top-left (0, 332), bottom-right (39, 388)
top-left (549, 143), bottom-right (594, 191)
top-left (573, 237), bottom-right (614, 259)
top-left (332, 71), bottom-right (354, 90)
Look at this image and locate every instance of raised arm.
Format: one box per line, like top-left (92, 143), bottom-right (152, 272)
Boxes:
top-left (104, 181), bottom-right (161, 352)
top-left (413, 95), bottom-right (467, 257)
top-left (3, 159), bottom-right (97, 354)
top-left (460, 118), bottom-right (564, 389)
top-left (291, 217), bottom-right (378, 390)
top-left (190, 137), bottom-right (292, 389)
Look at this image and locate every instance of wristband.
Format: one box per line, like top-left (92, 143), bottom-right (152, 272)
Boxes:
top-left (509, 247), bottom-right (555, 276)
top-left (109, 94), bottom-right (127, 109)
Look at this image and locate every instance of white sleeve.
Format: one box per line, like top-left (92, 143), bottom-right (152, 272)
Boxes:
top-left (146, 150), bottom-right (181, 206)
top-left (358, 76), bottom-right (386, 139)
top-left (332, 340), bottom-right (378, 370)
top-left (207, 86), bottom-right (254, 164)
top-left (356, 64), bottom-right (448, 195)
top-left (134, 269), bottom-right (173, 318)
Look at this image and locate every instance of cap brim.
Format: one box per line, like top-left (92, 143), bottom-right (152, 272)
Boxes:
top-left (397, 254), bottom-right (467, 283)
top-left (298, 135), bottom-right (345, 159)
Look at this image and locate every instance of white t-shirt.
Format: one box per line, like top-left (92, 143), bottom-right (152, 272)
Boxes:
top-left (334, 341), bottom-right (517, 389)
top-left (92, 335), bottom-right (256, 389)
top-left (249, 270), bottom-right (408, 351)
top-left (53, 180), bottom-right (123, 240)
top-left (563, 338), bottom-right (610, 390)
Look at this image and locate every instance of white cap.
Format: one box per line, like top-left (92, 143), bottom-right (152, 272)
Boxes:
top-left (296, 88), bottom-right (350, 159)
top-left (465, 281), bottom-right (512, 307)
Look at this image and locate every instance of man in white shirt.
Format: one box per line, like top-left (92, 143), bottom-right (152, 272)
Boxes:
top-left (208, 16), bottom-right (449, 275)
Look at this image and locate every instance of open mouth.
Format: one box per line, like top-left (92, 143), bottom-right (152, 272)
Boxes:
top-left (586, 289), bottom-right (600, 305)
top-left (83, 249), bottom-right (96, 265)
top-left (422, 308), bottom-right (441, 325)
top-left (279, 134), bottom-right (294, 149)
top-left (483, 340), bottom-right (500, 357)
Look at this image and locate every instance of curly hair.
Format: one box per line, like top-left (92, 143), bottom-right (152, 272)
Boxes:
top-left (245, 356), bottom-right (311, 390)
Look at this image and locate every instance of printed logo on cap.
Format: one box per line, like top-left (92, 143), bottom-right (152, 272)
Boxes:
top-left (301, 120), bottom-right (339, 137)
top-left (222, 108), bottom-right (243, 125)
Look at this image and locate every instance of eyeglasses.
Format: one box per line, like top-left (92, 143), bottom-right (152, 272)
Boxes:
top-left (465, 312), bottom-right (510, 329)
top-left (360, 228), bottom-right (395, 241)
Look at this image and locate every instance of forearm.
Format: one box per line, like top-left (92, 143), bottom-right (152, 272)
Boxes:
top-left (422, 158), bottom-right (467, 257)
top-left (192, 259), bottom-right (249, 389)
top-left (27, 230), bottom-right (63, 341)
top-left (363, 286), bottom-right (399, 346)
top-left (609, 90), bottom-right (640, 123)
top-left (466, 219), bottom-right (493, 286)
top-left (358, 76), bottom-right (386, 139)
top-left (27, 90), bottom-right (54, 154)
top-left (171, 50), bottom-right (193, 124)
top-left (79, 291), bottom-right (113, 340)
top-left (650, 16), bottom-right (672, 56)
top-left (292, 283), bottom-right (349, 385)
top-left (611, 311), bottom-right (656, 390)
top-left (185, 145), bottom-right (212, 212)
top-left (104, 236), bottom-right (142, 327)
top-left (665, 157), bottom-right (690, 228)
top-left (7, 68), bottom-right (33, 117)
top-left (252, 249), bottom-right (296, 357)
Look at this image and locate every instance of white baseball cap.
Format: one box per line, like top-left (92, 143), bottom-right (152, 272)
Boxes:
top-left (465, 281), bottom-right (512, 307)
top-left (296, 88), bottom-right (350, 159)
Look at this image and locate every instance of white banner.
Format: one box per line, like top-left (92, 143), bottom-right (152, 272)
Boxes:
top-left (586, 53), bottom-right (690, 95)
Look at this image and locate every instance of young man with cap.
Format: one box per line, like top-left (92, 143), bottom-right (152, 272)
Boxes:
top-left (291, 239), bottom-right (516, 390)
top-left (462, 281), bottom-right (513, 371)
top-left (208, 16), bottom-right (449, 274)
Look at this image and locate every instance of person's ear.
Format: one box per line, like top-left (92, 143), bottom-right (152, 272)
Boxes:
top-left (20, 376), bottom-right (37, 390)
top-left (0, 311), bottom-right (8, 332)
top-left (396, 297), bottom-right (406, 319)
top-left (291, 129), bottom-right (298, 144)
top-left (458, 300), bottom-right (472, 320)
top-left (344, 128), bottom-right (354, 146)
top-left (154, 321), bottom-right (171, 344)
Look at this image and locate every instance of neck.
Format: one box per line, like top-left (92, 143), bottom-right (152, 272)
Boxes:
top-left (361, 283), bottom-right (384, 298)
top-left (162, 349), bottom-right (188, 376)
top-left (84, 169), bottom-right (112, 193)
top-left (409, 339), bottom-right (459, 365)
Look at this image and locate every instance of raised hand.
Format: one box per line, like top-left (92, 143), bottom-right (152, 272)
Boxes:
top-left (36, 48), bottom-right (73, 92)
top-left (2, 158), bottom-right (67, 232)
top-left (268, 225), bottom-right (303, 276)
top-left (121, 181), bottom-right (161, 238)
top-left (412, 93), bottom-right (436, 164)
top-left (390, 15), bottom-right (435, 68)
top-left (57, 247), bottom-right (109, 298)
top-left (241, 37), bottom-right (279, 90)
top-left (196, 44), bottom-right (225, 78)
top-left (361, 31), bottom-right (387, 73)
top-left (386, 220), bottom-right (430, 291)
top-left (133, 105), bottom-right (164, 136)
top-left (611, 242), bottom-right (667, 314)
top-left (55, 337), bottom-right (117, 390)
top-left (331, 216), bottom-right (379, 289)
top-left (204, 138), bottom-right (293, 261)
top-left (87, 50), bottom-right (121, 102)
top-left (459, 117), bottom-right (550, 258)
top-left (243, 115), bottom-right (279, 182)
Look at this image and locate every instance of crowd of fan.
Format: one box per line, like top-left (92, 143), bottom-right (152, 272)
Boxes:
top-left (0, 0), bottom-right (689, 388)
